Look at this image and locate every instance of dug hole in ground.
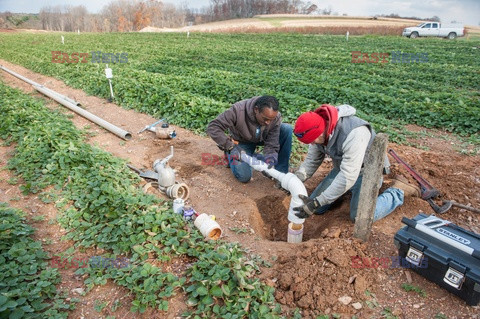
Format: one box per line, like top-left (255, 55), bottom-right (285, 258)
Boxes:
top-left (0, 59), bottom-right (479, 318)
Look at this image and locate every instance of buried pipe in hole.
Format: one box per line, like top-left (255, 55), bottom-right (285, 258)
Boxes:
top-left (240, 152), bottom-right (307, 243)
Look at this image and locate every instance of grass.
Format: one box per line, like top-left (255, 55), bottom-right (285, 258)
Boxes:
top-left (401, 283), bottom-right (427, 297)
top-left (228, 227), bottom-right (249, 234)
top-left (32, 215), bottom-right (46, 222)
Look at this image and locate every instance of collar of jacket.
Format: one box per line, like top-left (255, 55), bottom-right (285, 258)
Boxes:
top-left (245, 96), bottom-right (280, 128)
top-left (245, 96), bottom-right (261, 125)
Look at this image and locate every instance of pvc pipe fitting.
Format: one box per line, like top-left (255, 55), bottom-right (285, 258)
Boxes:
top-left (166, 183), bottom-right (190, 200)
top-left (173, 198), bottom-right (185, 214)
top-left (287, 223), bottom-right (304, 243)
top-left (194, 213), bottom-right (222, 240)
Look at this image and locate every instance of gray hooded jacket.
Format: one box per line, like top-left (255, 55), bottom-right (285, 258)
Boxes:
top-left (296, 105), bottom-right (389, 206)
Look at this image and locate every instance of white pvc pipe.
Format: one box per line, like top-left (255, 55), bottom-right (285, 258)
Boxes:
top-left (194, 213), bottom-right (222, 240)
top-left (240, 152), bottom-right (307, 225)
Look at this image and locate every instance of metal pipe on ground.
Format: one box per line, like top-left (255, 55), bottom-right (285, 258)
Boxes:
top-left (34, 85), bottom-right (132, 140)
top-left (1, 65), bottom-right (130, 139)
top-left (0, 65), bottom-right (81, 106)
top-left (44, 87), bottom-right (81, 106)
top-left (0, 64), bottom-right (38, 86)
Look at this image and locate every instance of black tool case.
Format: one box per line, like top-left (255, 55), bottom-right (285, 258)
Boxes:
top-left (394, 213), bottom-right (480, 306)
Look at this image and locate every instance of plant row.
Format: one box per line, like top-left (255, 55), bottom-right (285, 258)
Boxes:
top-left (0, 33), bottom-right (478, 144)
top-left (0, 203), bottom-right (74, 318)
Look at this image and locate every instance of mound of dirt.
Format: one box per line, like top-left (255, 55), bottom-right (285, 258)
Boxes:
top-left (264, 232), bottom-right (377, 318)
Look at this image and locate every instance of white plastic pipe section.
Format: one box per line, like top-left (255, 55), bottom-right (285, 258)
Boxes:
top-left (240, 152), bottom-right (307, 225)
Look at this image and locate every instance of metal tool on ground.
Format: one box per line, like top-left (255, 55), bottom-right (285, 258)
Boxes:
top-left (138, 119), bottom-right (176, 139)
top-left (138, 119), bottom-right (164, 134)
top-left (443, 200), bottom-right (480, 214)
top-left (126, 164), bottom-right (158, 180)
top-left (128, 146), bottom-right (189, 200)
top-left (388, 149), bottom-right (452, 214)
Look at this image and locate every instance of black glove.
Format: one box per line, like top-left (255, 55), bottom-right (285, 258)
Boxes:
top-left (261, 170), bottom-right (273, 179)
top-left (293, 195), bottom-right (320, 219)
top-left (228, 144), bottom-right (243, 158)
top-left (255, 154), bottom-right (277, 169)
top-left (264, 156), bottom-right (277, 169)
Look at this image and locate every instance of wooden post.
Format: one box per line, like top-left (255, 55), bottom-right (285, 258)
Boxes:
top-left (353, 133), bottom-right (388, 241)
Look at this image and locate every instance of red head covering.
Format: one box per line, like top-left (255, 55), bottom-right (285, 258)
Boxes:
top-left (294, 104), bottom-right (339, 144)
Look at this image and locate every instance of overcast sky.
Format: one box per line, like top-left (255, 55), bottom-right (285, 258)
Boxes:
top-left (0, 0), bottom-right (478, 25)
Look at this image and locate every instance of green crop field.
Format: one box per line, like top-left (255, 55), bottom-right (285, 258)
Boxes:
top-left (0, 32), bottom-right (479, 318)
top-left (0, 32), bottom-right (479, 148)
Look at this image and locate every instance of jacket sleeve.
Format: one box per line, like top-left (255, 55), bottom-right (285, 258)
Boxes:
top-left (295, 144), bottom-right (325, 181)
top-left (262, 116), bottom-right (281, 158)
top-left (206, 106), bottom-right (238, 151)
top-left (314, 126), bottom-right (371, 206)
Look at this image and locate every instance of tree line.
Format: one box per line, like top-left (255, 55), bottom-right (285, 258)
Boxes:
top-left (0, 0), bottom-right (454, 32)
top-left (0, 0), bottom-right (320, 32)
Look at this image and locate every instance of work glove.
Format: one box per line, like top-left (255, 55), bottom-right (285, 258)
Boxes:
top-left (227, 145), bottom-right (245, 165)
top-left (264, 156), bottom-right (277, 169)
top-left (255, 154), bottom-right (277, 169)
top-left (293, 195), bottom-right (320, 219)
top-left (294, 170), bottom-right (307, 182)
top-left (228, 144), bottom-right (243, 157)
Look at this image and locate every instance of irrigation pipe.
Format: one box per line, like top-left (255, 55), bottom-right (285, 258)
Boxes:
top-left (0, 65), bottom-right (80, 106)
top-left (0, 65), bottom-right (131, 140)
top-left (34, 85), bottom-right (131, 140)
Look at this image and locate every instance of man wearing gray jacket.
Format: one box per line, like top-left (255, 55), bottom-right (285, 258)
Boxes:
top-left (292, 104), bottom-right (419, 222)
top-left (207, 96), bottom-right (292, 183)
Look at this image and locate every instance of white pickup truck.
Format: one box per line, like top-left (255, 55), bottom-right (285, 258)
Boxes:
top-left (402, 22), bottom-right (464, 39)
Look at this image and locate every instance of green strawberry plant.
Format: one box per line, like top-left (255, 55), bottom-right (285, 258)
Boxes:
top-left (0, 82), bottom-right (281, 317)
top-left (0, 203), bottom-right (75, 318)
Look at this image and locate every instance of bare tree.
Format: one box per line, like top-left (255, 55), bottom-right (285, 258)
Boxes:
top-left (204, 0), bottom-right (304, 21)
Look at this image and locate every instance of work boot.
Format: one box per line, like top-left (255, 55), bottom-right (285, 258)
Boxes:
top-left (391, 175), bottom-right (421, 197)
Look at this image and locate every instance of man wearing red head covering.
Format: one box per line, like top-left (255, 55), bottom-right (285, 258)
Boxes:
top-left (292, 104), bottom-right (420, 221)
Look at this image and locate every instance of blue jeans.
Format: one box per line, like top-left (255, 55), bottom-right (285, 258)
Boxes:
top-left (228, 123), bottom-right (292, 183)
top-left (309, 168), bottom-right (404, 222)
